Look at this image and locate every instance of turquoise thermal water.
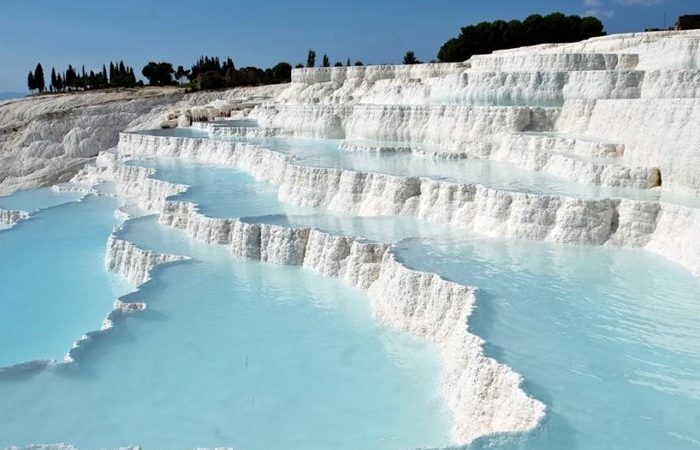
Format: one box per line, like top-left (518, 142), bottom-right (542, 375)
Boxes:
top-left (0, 186), bottom-right (85, 212)
top-left (0, 195), bottom-right (131, 366)
top-left (3, 136), bottom-right (700, 449)
top-left (0, 212), bottom-right (450, 450)
top-left (111, 157), bottom-right (700, 448)
top-left (142, 124), bottom-right (700, 207)
top-left (127, 158), bottom-right (446, 243)
top-left (395, 237), bottom-right (700, 450)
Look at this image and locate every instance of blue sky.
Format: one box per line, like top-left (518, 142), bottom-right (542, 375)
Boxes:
top-left (1, 0), bottom-right (697, 91)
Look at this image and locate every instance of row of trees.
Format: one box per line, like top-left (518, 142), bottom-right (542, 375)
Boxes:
top-left (26, 13), bottom-right (607, 93)
top-left (176, 56), bottom-right (294, 90)
top-left (438, 13), bottom-right (605, 62)
top-left (27, 61), bottom-right (139, 93)
top-left (303, 50), bottom-right (364, 68)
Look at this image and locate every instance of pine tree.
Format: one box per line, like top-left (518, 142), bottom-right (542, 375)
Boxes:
top-left (56, 73), bottom-right (63, 91)
top-left (322, 54), bottom-right (330, 67)
top-left (346, 58), bottom-right (351, 67)
top-left (34, 63), bottom-right (45, 92)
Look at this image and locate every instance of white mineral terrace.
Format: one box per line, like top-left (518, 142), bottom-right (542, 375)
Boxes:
top-left (3, 30), bottom-right (700, 449)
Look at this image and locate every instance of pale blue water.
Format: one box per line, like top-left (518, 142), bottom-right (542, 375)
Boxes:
top-left (3, 140), bottom-right (700, 449)
top-left (131, 127), bottom-right (700, 207)
top-left (396, 237), bottom-right (700, 449)
top-left (127, 158), bottom-right (445, 243)
top-left (0, 213), bottom-right (450, 450)
top-left (0, 186), bottom-right (84, 212)
top-left (0, 195), bottom-right (131, 366)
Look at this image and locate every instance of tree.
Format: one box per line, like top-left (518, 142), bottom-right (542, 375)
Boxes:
top-left (33, 63), bottom-right (45, 92)
top-left (175, 65), bottom-right (190, 83)
top-left (271, 62), bottom-right (292, 82)
top-left (27, 71), bottom-right (35, 92)
top-left (437, 13), bottom-right (605, 62)
top-left (322, 54), bottom-right (330, 67)
top-left (295, 63), bottom-right (304, 69)
top-left (307, 49), bottom-right (316, 68)
top-left (141, 61), bottom-right (175, 86)
top-left (354, 61), bottom-right (364, 66)
top-left (196, 71), bottom-right (225, 90)
top-left (334, 62), bottom-right (343, 67)
top-left (346, 58), bottom-right (351, 67)
top-left (403, 50), bottom-right (420, 65)
top-left (50, 68), bottom-right (57, 91)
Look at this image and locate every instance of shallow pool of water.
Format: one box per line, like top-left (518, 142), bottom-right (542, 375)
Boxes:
top-left (396, 236), bottom-right (700, 450)
top-left (0, 214), bottom-right (451, 450)
top-left (0, 195), bottom-right (131, 366)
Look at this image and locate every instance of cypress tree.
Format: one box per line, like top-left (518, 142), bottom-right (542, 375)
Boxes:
top-left (306, 49), bottom-right (316, 68)
top-left (33, 63), bottom-right (45, 92)
top-left (346, 58), bottom-right (351, 67)
top-left (50, 68), bottom-right (57, 91)
top-left (322, 54), bottom-right (330, 67)
top-left (27, 71), bottom-right (35, 92)
top-left (102, 65), bottom-right (108, 87)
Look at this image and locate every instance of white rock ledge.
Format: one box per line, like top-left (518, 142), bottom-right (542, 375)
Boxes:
top-left (0, 208), bottom-right (29, 229)
top-left (81, 147), bottom-right (546, 445)
top-left (105, 132), bottom-right (700, 276)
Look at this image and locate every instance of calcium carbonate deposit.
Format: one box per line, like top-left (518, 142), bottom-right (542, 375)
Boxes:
top-left (1, 31), bottom-right (699, 450)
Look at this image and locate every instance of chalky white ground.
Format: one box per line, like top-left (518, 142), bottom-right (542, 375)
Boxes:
top-left (3, 30), bottom-right (700, 449)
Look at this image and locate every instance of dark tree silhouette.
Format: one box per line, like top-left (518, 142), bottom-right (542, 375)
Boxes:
top-left (33, 63), bottom-right (45, 92)
top-left (271, 62), bottom-right (292, 82)
top-left (142, 62), bottom-right (175, 86)
top-left (27, 71), bottom-right (35, 92)
top-left (175, 65), bottom-right (190, 83)
top-left (307, 49), bottom-right (316, 68)
top-left (437, 13), bottom-right (605, 62)
top-left (403, 51), bottom-right (421, 65)
top-left (322, 54), bottom-right (330, 67)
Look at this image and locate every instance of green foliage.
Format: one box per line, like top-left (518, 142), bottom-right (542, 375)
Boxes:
top-left (307, 49), bottom-right (316, 68)
top-left (271, 62), bottom-right (292, 82)
top-left (403, 51), bottom-right (421, 65)
top-left (175, 65), bottom-right (190, 83)
top-left (322, 54), bottom-right (330, 67)
top-left (33, 63), bottom-right (45, 92)
top-left (27, 71), bottom-right (35, 92)
top-left (437, 13), bottom-right (605, 62)
top-left (142, 61), bottom-right (175, 86)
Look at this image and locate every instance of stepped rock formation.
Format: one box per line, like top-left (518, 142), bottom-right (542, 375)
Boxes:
top-left (3, 30), bottom-right (700, 448)
top-left (0, 85), bottom-right (285, 195)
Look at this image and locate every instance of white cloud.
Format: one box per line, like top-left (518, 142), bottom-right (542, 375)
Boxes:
top-left (614, 0), bottom-right (666, 5)
top-left (583, 0), bottom-right (614, 19)
top-left (586, 8), bottom-right (615, 18)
